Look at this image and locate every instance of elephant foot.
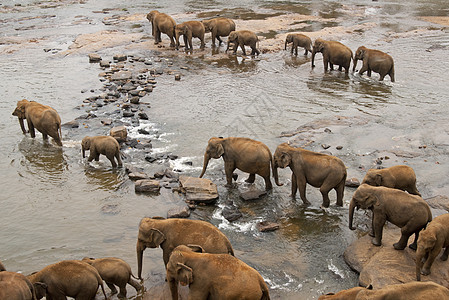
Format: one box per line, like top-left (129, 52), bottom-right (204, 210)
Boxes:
top-left (225, 183), bottom-right (235, 188)
top-left (302, 200), bottom-right (311, 206)
top-left (421, 268), bottom-right (431, 276)
top-left (371, 238), bottom-right (381, 247)
top-left (393, 242), bottom-right (406, 250)
top-left (369, 231), bottom-right (375, 237)
top-left (408, 242), bottom-right (417, 251)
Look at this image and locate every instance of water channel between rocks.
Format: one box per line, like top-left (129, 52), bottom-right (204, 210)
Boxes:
top-left (1, 0), bottom-right (449, 299)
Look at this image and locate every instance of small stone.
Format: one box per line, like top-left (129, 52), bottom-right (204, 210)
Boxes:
top-left (100, 60), bottom-right (110, 68)
top-left (145, 156), bottom-right (157, 163)
top-left (101, 119), bottom-right (112, 126)
top-left (324, 128), bottom-right (332, 133)
top-left (336, 146), bottom-right (343, 150)
top-left (222, 206), bottom-right (242, 222)
top-left (345, 177), bottom-right (360, 188)
top-left (321, 144), bottom-right (331, 150)
top-left (128, 172), bottom-right (149, 180)
top-left (123, 112), bottom-right (135, 117)
top-left (129, 97), bottom-right (140, 104)
top-left (62, 120), bottom-right (79, 128)
top-left (175, 74), bottom-right (181, 81)
top-left (138, 112), bottom-right (149, 120)
top-left (167, 206), bottom-right (190, 218)
top-left (257, 221), bottom-right (280, 232)
top-left (88, 53), bottom-right (101, 63)
top-left (135, 179), bottom-right (160, 193)
top-left (113, 54), bottom-right (127, 62)
top-left (144, 86), bottom-right (153, 92)
top-left (240, 190), bottom-right (267, 201)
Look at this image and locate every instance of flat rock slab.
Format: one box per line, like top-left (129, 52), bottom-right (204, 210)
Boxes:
top-left (179, 176), bottom-right (218, 203)
top-left (257, 221), bottom-right (280, 232)
top-left (240, 190), bottom-right (267, 201)
top-left (135, 179), bottom-right (160, 193)
top-left (344, 226), bottom-right (449, 289)
top-left (128, 172), bottom-right (149, 180)
top-left (110, 70), bottom-right (132, 81)
top-left (167, 206), bottom-right (190, 218)
top-left (110, 125), bottom-right (128, 142)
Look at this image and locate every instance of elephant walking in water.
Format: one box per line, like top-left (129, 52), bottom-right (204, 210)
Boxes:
top-left (353, 46), bottom-right (395, 82)
top-left (146, 10), bottom-right (176, 47)
top-left (81, 135), bottom-right (123, 168)
top-left (311, 38), bottom-right (353, 74)
top-left (285, 33), bottom-right (312, 56)
top-left (202, 17), bottom-right (235, 47)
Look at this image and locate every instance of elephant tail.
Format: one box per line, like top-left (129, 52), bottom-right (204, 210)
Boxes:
top-left (260, 280), bottom-right (270, 300)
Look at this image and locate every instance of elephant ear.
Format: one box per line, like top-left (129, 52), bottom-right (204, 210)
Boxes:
top-left (149, 228), bottom-right (166, 247)
top-left (33, 282), bottom-right (48, 299)
top-left (81, 137), bottom-right (91, 150)
top-left (281, 153), bottom-right (291, 167)
top-left (425, 233), bottom-right (437, 248)
top-left (186, 244), bottom-right (204, 253)
top-left (374, 174), bottom-right (382, 186)
top-left (216, 143), bottom-right (224, 157)
top-left (177, 263), bottom-right (193, 286)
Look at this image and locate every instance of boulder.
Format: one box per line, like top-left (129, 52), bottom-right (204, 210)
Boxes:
top-left (167, 206), bottom-right (190, 218)
top-left (179, 176), bottom-right (218, 203)
top-left (135, 179), bottom-right (160, 193)
top-left (88, 53), bottom-right (101, 62)
top-left (240, 190), bottom-right (267, 201)
top-left (344, 225), bottom-right (449, 289)
top-left (345, 177), bottom-right (361, 188)
top-left (110, 125), bottom-right (127, 142)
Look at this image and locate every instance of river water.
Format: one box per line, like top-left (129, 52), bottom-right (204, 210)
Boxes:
top-left (1, 0), bottom-right (449, 299)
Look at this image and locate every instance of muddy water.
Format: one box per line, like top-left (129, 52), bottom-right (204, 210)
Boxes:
top-left (1, 0), bottom-right (449, 299)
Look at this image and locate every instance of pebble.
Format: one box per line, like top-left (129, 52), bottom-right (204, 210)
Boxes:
top-left (321, 144), bottom-right (331, 149)
top-left (336, 146), bottom-right (343, 150)
top-left (113, 54), bottom-right (127, 62)
top-left (175, 74), bottom-right (181, 81)
top-left (88, 53), bottom-right (102, 63)
top-left (138, 112), bottom-right (149, 120)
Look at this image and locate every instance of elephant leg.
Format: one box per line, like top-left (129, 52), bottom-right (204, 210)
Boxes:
top-left (359, 64), bottom-right (368, 75)
top-left (95, 153), bottom-right (100, 161)
top-left (422, 249), bottom-right (440, 276)
top-left (369, 211), bottom-right (375, 237)
top-left (441, 247), bottom-right (449, 261)
top-left (106, 282), bottom-right (118, 294)
top-left (319, 186), bottom-right (331, 208)
top-left (329, 63), bottom-right (334, 71)
top-left (115, 152), bottom-right (123, 167)
top-left (217, 35), bottom-right (223, 45)
top-left (169, 35), bottom-right (176, 48)
top-left (240, 43), bottom-right (247, 56)
top-left (224, 161), bottom-right (236, 187)
top-left (296, 175), bottom-right (311, 205)
top-left (88, 153), bottom-right (95, 162)
top-left (379, 74), bottom-right (385, 81)
top-left (211, 32), bottom-right (217, 47)
top-left (372, 213), bottom-right (386, 246)
top-left (232, 43), bottom-right (238, 54)
top-left (338, 65), bottom-right (343, 71)
top-left (389, 72), bottom-right (395, 82)
top-left (106, 154), bottom-right (117, 168)
top-left (117, 283), bottom-right (127, 298)
top-left (323, 59), bottom-right (329, 71)
top-left (155, 29), bottom-right (161, 44)
top-left (408, 229), bottom-right (421, 250)
top-left (187, 33), bottom-right (193, 50)
top-left (335, 179), bottom-right (345, 207)
top-left (245, 174), bottom-right (256, 183)
top-left (394, 226), bottom-right (414, 250)
top-left (183, 35), bottom-right (188, 50)
top-left (291, 173), bottom-right (298, 198)
top-left (367, 69), bottom-right (372, 77)
top-left (294, 45), bottom-right (298, 56)
top-left (42, 133), bottom-right (48, 140)
top-left (263, 175), bottom-right (273, 191)
top-left (303, 48), bottom-right (308, 55)
top-left (27, 120), bottom-right (36, 138)
top-left (290, 44), bottom-right (293, 54)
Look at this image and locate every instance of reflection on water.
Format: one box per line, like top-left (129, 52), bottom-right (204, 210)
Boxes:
top-left (83, 167), bottom-right (126, 191)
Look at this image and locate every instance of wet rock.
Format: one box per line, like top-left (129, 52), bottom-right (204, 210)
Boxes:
top-left (344, 226), bottom-right (449, 289)
top-left (336, 146), bottom-right (343, 150)
top-left (426, 195), bottom-right (449, 212)
top-left (135, 179), bottom-right (160, 193)
top-left (138, 112), bottom-right (149, 120)
top-left (345, 177), bottom-right (360, 188)
top-left (88, 53), bottom-right (101, 62)
top-left (110, 126), bottom-right (127, 142)
top-left (240, 190), bottom-right (267, 201)
top-left (164, 168), bottom-right (179, 180)
top-left (154, 171), bottom-right (164, 179)
top-left (125, 138), bottom-right (139, 148)
top-left (123, 111), bottom-right (135, 118)
top-left (175, 74), bottom-right (181, 81)
top-left (167, 206), bottom-right (190, 218)
top-left (128, 172), bottom-right (148, 180)
top-left (126, 166), bottom-right (144, 174)
top-left (179, 176), bottom-right (218, 203)
top-left (321, 144), bottom-right (331, 149)
top-left (138, 128), bottom-right (150, 135)
top-left (113, 54), bottom-right (127, 62)
top-left (145, 156), bottom-right (157, 163)
top-left (257, 221), bottom-right (280, 232)
top-left (222, 206), bottom-right (242, 222)
top-left (100, 60), bottom-right (110, 68)
top-left (144, 86), bottom-right (153, 92)
top-left (129, 97), bottom-right (140, 104)
top-left (111, 71), bottom-right (132, 81)
top-left (62, 120), bottom-right (79, 128)
top-left (101, 118), bottom-right (112, 126)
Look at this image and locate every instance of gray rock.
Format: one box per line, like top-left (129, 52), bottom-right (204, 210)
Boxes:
top-left (101, 119), bottom-right (112, 126)
top-left (129, 97), bottom-right (140, 104)
top-left (164, 168), bottom-right (179, 180)
top-left (128, 172), bottom-right (149, 180)
top-left (113, 54), bottom-right (127, 62)
top-left (111, 71), bottom-right (132, 81)
top-left (175, 74), bottom-right (181, 81)
top-left (222, 206), bottom-right (242, 222)
top-left (138, 112), bottom-right (149, 120)
top-left (100, 60), bottom-right (110, 68)
top-left (240, 190), bottom-right (267, 201)
top-left (167, 206), bottom-right (190, 218)
top-left (62, 120), bottom-right (79, 128)
top-left (179, 176), bottom-right (218, 203)
top-left (345, 177), bottom-right (361, 188)
top-left (123, 112), bottom-right (135, 118)
top-left (257, 221), bottom-right (280, 232)
top-left (135, 179), bottom-right (160, 193)
top-left (321, 144), bottom-right (331, 149)
top-left (336, 146), bottom-right (343, 150)
top-left (88, 53), bottom-right (101, 63)
top-left (110, 126), bottom-right (127, 142)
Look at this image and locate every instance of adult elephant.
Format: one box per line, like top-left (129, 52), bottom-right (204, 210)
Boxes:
top-left (146, 10), bottom-right (176, 47)
top-left (349, 184), bottom-right (432, 250)
top-left (311, 38), bottom-right (353, 74)
top-left (226, 30), bottom-right (260, 56)
top-left (0, 271), bottom-right (41, 300)
top-left (81, 257), bottom-right (142, 298)
top-left (199, 137), bottom-right (282, 190)
top-left (201, 17), bottom-right (235, 47)
top-left (175, 21), bottom-right (205, 50)
top-left (166, 245), bottom-right (270, 300)
top-left (319, 281), bottom-right (449, 300)
top-left (12, 99), bottom-right (62, 146)
top-left (136, 217), bottom-right (234, 279)
top-left (81, 135), bottom-right (122, 168)
top-left (27, 260), bottom-right (107, 300)
top-left (416, 213), bottom-right (449, 281)
top-left (353, 46), bottom-right (395, 82)
top-left (362, 165), bottom-right (421, 196)
top-left (273, 143), bottom-right (347, 207)
top-left (284, 33), bottom-right (312, 56)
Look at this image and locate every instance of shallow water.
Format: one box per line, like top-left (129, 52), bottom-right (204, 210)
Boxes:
top-left (1, 0), bottom-right (449, 299)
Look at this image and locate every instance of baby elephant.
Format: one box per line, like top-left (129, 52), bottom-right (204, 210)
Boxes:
top-left (82, 257), bottom-right (142, 298)
top-left (284, 33), bottom-right (312, 56)
top-left (362, 165), bottom-right (421, 196)
top-left (416, 213), bottom-right (449, 281)
top-left (226, 30), bottom-right (260, 56)
top-left (353, 46), bottom-right (395, 82)
top-left (175, 21), bottom-right (205, 50)
top-left (81, 135), bottom-right (123, 168)
top-left (201, 17), bottom-right (235, 47)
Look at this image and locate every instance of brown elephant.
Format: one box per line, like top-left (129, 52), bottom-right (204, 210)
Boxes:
top-left (12, 99), bottom-right (62, 146)
top-left (175, 21), bottom-right (205, 50)
top-left (273, 143), bottom-right (347, 207)
top-left (284, 33), bottom-right (312, 56)
top-left (166, 245), bottom-right (270, 300)
top-left (27, 260), bottom-right (107, 300)
top-left (0, 271), bottom-right (41, 300)
top-left (319, 281), bottom-right (449, 300)
top-left (146, 10), bottom-right (176, 47)
top-left (416, 213), bottom-right (449, 281)
top-left (201, 17), bottom-right (235, 47)
top-left (311, 39), bottom-right (353, 74)
top-left (349, 184), bottom-right (432, 250)
top-left (82, 257), bottom-right (142, 298)
top-left (226, 30), bottom-right (260, 56)
top-left (353, 46), bottom-right (395, 82)
top-left (81, 135), bottom-right (123, 168)
top-left (362, 165), bottom-right (421, 196)
top-left (136, 217), bottom-right (234, 279)
top-left (199, 137), bottom-right (282, 191)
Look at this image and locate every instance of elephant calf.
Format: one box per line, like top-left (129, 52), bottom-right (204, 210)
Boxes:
top-left (311, 38), bottom-right (353, 74)
top-left (202, 17), bottom-right (235, 47)
top-left (82, 257), bottom-right (142, 298)
top-left (349, 184), bottom-right (432, 250)
top-left (273, 143), bottom-right (347, 208)
top-left (226, 30), bottom-right (260, 56)
top-left (175, 21), bottom-right (205, 50)
top-left (285, 33), bottom-right (312, 56)
top-left (362, 165), bottom-right (421, 196)
top-left (81, 135), bottom-right (123, 168)
top-left (167, 245), bottom-right (270, 300)
top-left (353, 46), bottom-right (395, 82)
top-left (416, 213), bottom-right (449, 281)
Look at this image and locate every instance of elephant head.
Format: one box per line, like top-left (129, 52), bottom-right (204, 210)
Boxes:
top-left (311, 38), bottom-right (326, 68)
top-left (146, 10), bottom-right (158, 23)
top-left (284, 34), bottom-right (294, 50)
top-left (199, 137), bottom-right (225, 178)
top-left (361, 169), bottom-right (383, 186)
top-left (201, 20), bottom-right (212, 33)
top-left (12, 99), bottom-right (30, 134)
top-left (81, 136), bottom-right (92, 158)
top-left (349, 184), bottom-right (380, 230)
top-left (136, 217), bottom-right (167, 279)
top-left (353, 46), bottom-right (367, 72)
top-left (226, 31), bottom-right (238, 52)
top-left (415, 230), bottom-right (437, 281)
top-left (174, 23), bottom-right (188, 49)
top-left (273, 143), bottom-right (292, 169)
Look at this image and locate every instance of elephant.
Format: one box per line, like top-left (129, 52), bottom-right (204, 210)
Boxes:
top-left (136, 217), bottom-right (234, 279)
top-left (362, 165), bottom-right (421, 196)
top-left (353, 46), bottom-right (395, 82)
top-left (416, 213), bottom-right (449, 281)
top-left (166, 245), bottom-right (270, 300)
top-left (226, 30), bottom-right (260, 56)
top-left (349, 184), bottom-right (432, 250)
top-left (146, 10), bottom-right (176, 47)
top-left (273, 143), bottom-right (347, 207)
top-left (175, 21), bottom-right (205, 50)
top-left (27, 260), bottom-right (107, 300)
top-left (81, 135), bottom-right (123, 168)
top-left (199, 137), bottom-right (282, 191)
top-left (318, 281), bottom-right (449, 300)
top-left (12, 99), bottom-right (62, 146)
top-left (82, 257), bottom-right (142, 298)
top-left (284, 33), bottom-right (312, 56)
top-left (201, 17), bottom-right (236, 47)
top-left (311, 38), bottom-right (353, 74)
top-left (0, 271), bottom-right (41, 300)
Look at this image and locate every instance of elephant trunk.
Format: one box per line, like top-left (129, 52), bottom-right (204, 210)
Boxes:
top-left (271, 158), bottom-right (283, 186)
top-left (199, 153), bottom-right (210, 178)
top-left (175, 32), bottom-right (180, 50)
top-left (284, 40), bottom-right (288, 50)
top-left (353, 58), bottom-right (358, 72)
top-left (416, 250), bottom-right (424, 281)
top-left (82, 146), bottom-right (86, 158)
top-left (349, 200), bottom-right (356, 230)
top-left (19, 118), bottom-right (27, 134)
top-left (311, 50), bottom-right (316, 68)
top-left (137, 241), bottom-right (145, 280)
